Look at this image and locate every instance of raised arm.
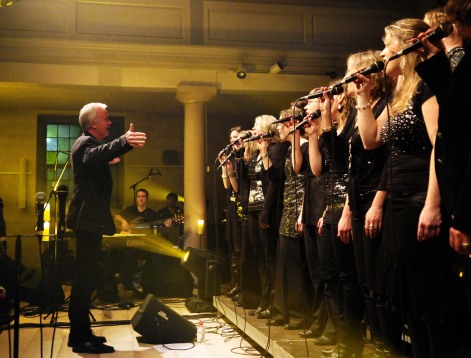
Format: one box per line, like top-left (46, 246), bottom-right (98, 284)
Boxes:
top-left (354, 73), bottom-right (388, 149)
top-left (305, 119), bottom-right (322, 177)
top-left (291, 130), bottom-right (304, 174)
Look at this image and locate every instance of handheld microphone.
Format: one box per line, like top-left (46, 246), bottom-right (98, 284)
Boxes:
top-left (297, 61), bottom-right (385, 102)
top-left (218, 131), bottom-right (251, 169)
top-left (288, 109), bottom-right (322, 134)
top-left (148, 167), bottom-right (162, 177)
top-left (271, 112), bottom-right (304, 125)
top-left (337, 61), bottom-right (385, 86)
top-left (389, 22), bottom-right (453, 61)
top-left (35, 192), bottom-right (46, 240)
top-left (57, 185), bottom-right (68, 240)
top-left (244, 132), bottom-right (275, 142)
top-left (297, 85), bottom-right (344, 101)
top-left (222, 142), bottom-right (233, 152)
top-left (235, 131), bottom-right (252, 141)
top-left (217, 149), bottom-right (237, 171)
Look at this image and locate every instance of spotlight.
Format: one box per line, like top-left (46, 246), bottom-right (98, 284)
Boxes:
top-left (0, 0), bottom-right (17, 7)
top-left (269, 61), bottom-right (284, 74)
top-left (236, 66), bottom-right (247, 79)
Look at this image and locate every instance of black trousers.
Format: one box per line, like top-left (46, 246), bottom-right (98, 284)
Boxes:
top-left (272, 234), bottom-right (310, 327)
top-left (68, 230), bottom-right (102, 337)
top-left (351, 193), bottom-right (383, 343)
top-left (320, 207), bottom-right (363, 342)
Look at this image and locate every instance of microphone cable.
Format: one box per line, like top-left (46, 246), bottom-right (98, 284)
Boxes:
top-left (381, 59), bottom-right (409, 356)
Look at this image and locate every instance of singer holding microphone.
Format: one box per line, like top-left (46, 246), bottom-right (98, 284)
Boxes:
top-left (305, 82), bottom-right (365, 355)
top-left (415, 0), bottom-right (470, 256)
top-left (267, 106), bottom-right (311, 330)
top-left (232, 116), bottom-right (278, 313)
top-left (255, 112), bottom-right (291, 319)
top-left (218, 126), bottom-right (244, 300)
top-left (415, 1), bottom-right (471, 354)
top-left (247, 114), bottom-right (284, 317)
top-left (342, 51), bottom-right (389, 355)
top-left (66, 103), bottom-right (146, 354)
top-left (355, 18), bottom-right (461, 357)
top-left (297, 93), bottom-right (333, 341)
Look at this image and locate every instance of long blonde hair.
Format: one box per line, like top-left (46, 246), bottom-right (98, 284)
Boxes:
top-left (383, 18), bottom-right (430, 117)
top-left (423, 7), bottom-right (446, 28)
top-left (244, 114), bottom-right (279, 162)
top-left (346, 50), bottom-right (385, 101)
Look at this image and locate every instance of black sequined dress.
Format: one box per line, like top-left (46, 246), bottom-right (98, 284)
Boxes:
top-left (376, 83), bottom-right (457, 315)
top-left (272, 141), bottom-right (310, 327)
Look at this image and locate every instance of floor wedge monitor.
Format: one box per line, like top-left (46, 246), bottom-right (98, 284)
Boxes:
top-left (131, 294), bottom-right (196, 344)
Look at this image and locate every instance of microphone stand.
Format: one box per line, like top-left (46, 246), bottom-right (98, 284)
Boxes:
top-left (43, 155), bottom-right (70, 324)
top-left (36, 153), bottom-right (70, 358)
top-left (5, 232), bottom-right (43, 358)
top-left (129, 168), bottom-right (160, 205)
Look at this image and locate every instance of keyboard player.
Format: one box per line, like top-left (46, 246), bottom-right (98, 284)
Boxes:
top-left (113, 188), bottom-right (157, 294)
top-left (114, 188), bottom-right (158, 233)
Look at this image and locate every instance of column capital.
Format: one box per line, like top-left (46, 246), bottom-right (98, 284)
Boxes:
top-left (176, 82), bottom-right (217, 104)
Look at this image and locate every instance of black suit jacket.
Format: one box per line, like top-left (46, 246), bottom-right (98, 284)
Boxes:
top-left (67, 131), bottom-right (132, 235)
top-left (415, 44), bottom-right (471, 233)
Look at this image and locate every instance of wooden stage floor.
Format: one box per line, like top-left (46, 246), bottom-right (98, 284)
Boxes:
top-left (0, 290), bottom-right (265, 358)
top-left (0, 289), bottom-right (387, 358)
top-left (214, 295), bottom-right (379, 358)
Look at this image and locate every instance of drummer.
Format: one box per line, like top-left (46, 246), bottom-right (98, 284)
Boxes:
top-left (114, 188), bottom-right (158, 233)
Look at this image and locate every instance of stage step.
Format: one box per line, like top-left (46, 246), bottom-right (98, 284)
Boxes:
top-left (214, 295), bottom-right (379, 358)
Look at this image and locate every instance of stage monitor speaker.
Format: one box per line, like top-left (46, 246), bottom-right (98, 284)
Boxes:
top-left (131, 294), bottom-right (196, 344)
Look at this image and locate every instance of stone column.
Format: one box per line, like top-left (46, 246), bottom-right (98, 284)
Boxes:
top-left (176, 83), bottom-right (217, 249)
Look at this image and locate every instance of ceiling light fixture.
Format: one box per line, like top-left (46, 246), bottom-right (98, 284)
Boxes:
top-left (0, 0), bottom-right (17, 7)
top-left (236, 66), bottom-right (247, 79)
top-left (269, 61), bottom-right (284, 74)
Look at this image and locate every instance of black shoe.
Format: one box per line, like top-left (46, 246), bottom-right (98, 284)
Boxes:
top-left (68, 331), bottom-right (107, 347)
top-left (226, 287), bottom-right (239, 298)
top-left (321, 343), bottom-right (364, 358)
top-left (322, 348), bottom-right (335, 356)
top-left (299, 329), bottom-right (322, 338)
top-left (256, 309), bottom-right (271, 319)
top-left (266, 318), bottom-right (284, 326)
top-left (248, 307), bottom-right (263, 316)
top-left (284, 323), bottom-right (305, 330)
top-left (72, 340), bottom-right (115, 354)
top-left (314, 335), bottom-right (337, 346)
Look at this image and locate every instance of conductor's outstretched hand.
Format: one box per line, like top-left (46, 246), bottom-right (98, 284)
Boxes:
top-left (125, 123), bottom-right (146, 147)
